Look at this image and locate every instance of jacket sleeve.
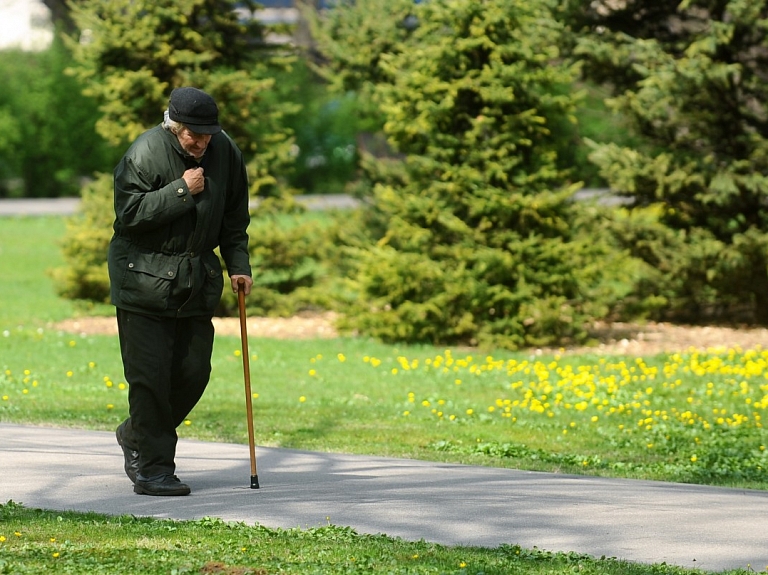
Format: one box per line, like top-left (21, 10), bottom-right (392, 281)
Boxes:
top-left (218, 146), bottom-right (252, 277)
top-left (113, 155), bottom-right (195, 233)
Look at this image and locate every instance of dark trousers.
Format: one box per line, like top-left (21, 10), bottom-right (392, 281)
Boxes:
top-left (116, 309), bottom-right (215, 477)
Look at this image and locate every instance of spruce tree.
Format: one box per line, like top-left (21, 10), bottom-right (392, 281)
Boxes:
top-left (341, 0), bottom-right (622, 349)
top-left (571, 0), bottom-right (768, 323)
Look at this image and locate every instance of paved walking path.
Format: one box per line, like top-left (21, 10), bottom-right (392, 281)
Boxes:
top-left (0, 197), bottom-right (81, 216)
top-left (0, 195), bottom-right (360, 217)
top-left (0, 190), bottom-right (621, 218)
top-left (2, 423), bottom-right (767, 573)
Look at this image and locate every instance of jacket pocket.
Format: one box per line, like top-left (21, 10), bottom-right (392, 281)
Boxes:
top-left (202, 255), bottom-right (224, 311)
top-left (119, 250), bottom-right (181, 312)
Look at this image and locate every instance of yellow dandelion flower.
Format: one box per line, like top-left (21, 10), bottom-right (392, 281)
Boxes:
top-left (53, 552), bottom-right (60, 558)
top-left (118, 383), bottom-right (126, 390)
top-left (23, 369), bottom-right (30, 375)
top-left (234, 350), bottom-right (241, 357)
top-left (106, 404), bottom-right (114, 410)
top-left (299, 396), bottom-right (306, 403)
top-left (309, 369), bottom-right (317, 376)
top-left (252, 393), bottom-right (259, 399)
top-left (690, 455), bottom-right (698, 462)
top-left (466, 408), bottom-right (474, 415)
top-left (66, 371), bottom-right (73, 377)
top-left (337, 353), bottom-right (346, 362)
top-left (68, 340), bottom-right (76, 347)
top-left (184, 420), bottom-right (192, 426)
top-left (403, 411), bottom-right (410, 416)
top-left (0, 535), bottom-right (5, 542)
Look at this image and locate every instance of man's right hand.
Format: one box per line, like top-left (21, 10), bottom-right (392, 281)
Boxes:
top-left (182, 167), bottom-right (205, 195)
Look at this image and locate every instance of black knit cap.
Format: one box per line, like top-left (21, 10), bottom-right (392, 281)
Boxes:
top-left (168, 87), bottom-right (221, 135)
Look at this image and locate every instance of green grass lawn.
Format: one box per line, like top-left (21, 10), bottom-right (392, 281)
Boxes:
top-left (0, 216), bottom-right (77, 326)
top-left (0, 215), bottom-right (763, 574)
top-left (1, 500), bottom-right (725, 575)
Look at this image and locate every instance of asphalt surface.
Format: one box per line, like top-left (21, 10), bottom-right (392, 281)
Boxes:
top-left (0, 197), bottom-right (81, 216)
top-left (0, 195), bottom-right (360, 217)
top-left (2, 423), bottom-right (768, 573)
top-left (0, 189), bottom-right (620, 218)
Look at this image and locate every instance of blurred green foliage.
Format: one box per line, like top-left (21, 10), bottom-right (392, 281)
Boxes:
top-left (51, 173), bottom-right (113, 302)
top-left (277, 61), bottom-right (362, 195)
top-left (0, 38), bottom-right (119, 197)
top-left (312, 0), bottom-right (633, 349)
top-left (570, 0), bottom-right (768, 324)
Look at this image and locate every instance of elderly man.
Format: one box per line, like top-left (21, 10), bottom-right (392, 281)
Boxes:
top-left (110, 87), bottom-right (253, 496)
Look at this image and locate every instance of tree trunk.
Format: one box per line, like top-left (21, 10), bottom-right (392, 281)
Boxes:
top-left (40, 0), bottom-right (75, 34)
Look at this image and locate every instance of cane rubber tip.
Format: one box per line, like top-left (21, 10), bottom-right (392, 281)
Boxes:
top-left (250, 475), bottom-right (260, 489)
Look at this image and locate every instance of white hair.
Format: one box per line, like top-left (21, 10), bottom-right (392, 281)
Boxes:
top-left (162, 109), bottom-right (185, 134)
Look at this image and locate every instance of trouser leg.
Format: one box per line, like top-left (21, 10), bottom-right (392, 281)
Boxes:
top-left (116, 309), bottom-right (214, 478)
top-left (169, 315), bottom-right (215, 426)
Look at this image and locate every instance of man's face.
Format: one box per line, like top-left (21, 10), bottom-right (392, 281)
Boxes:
top-left (176, 126), bottom-right (212, 159)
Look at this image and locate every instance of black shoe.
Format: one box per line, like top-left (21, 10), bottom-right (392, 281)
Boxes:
top-left (134, 474), bottom-right (191, 496)
top-left (115, 422), bottom-right (139, 484)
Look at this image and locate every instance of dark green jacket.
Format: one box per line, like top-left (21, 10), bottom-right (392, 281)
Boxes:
top-left (108, 124), bottom-right (251, 317)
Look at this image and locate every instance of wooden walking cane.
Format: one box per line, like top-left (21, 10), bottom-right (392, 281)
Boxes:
top-left (237, 278), bottom-right (259, 489)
